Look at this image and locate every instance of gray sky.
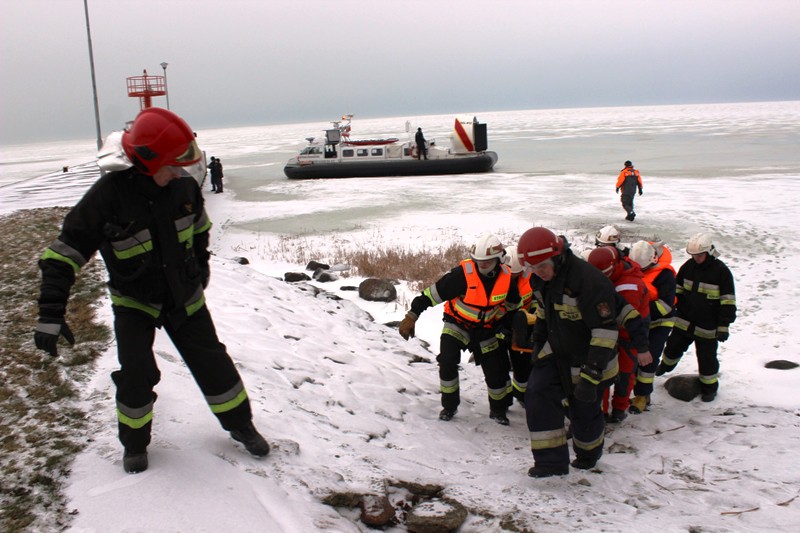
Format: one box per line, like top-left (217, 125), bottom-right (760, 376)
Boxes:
top-left (1, 0), bottom-right (799, 145)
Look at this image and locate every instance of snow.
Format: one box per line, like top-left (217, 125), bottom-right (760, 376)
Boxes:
top-left (2, 104), bottom-right (800, 532)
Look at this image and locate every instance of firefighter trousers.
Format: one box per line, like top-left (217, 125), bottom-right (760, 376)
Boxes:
top-left (525, 359), bottom-right (610, 469)
top-left (634, 325), bottom-right (671, 397)
top-left (663, 327), bottom-right (720, 393)
top-left (437, 329), bottom-right (511, 414)
top-left (111, 305), bottom-right (253, 452)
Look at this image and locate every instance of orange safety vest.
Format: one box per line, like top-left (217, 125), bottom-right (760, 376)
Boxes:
top-left (444, 259), bottom-right (511, 327)
top-left (643, 243), bottom-right (676, 302)
top-left (516, 271), bottom-right (534, 310)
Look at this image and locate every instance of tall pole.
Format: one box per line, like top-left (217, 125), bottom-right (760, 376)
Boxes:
top-left (160, 62), bottom-right (170, 110)
top-left (83, 0), bottom-right (102, 150)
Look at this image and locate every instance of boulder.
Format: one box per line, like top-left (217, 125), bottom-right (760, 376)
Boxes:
top-left (284, 272), bottom-right (311, 282)
top-left (360, 494), bottom-right (395, 527)
top-left (307, 260), bottom-right (330, 271)
top-left (313, 269), bottom-right (337, 282)
top-left (406, 498), bottom-right (467, 533)
top-left (765, 359), bottom-right (799, 370)
top-left (358, 278), bottom-right (397, 302)
top-left (232, 256), bottom-right (249, 265)
top-left (664, 375), bottom-right (702, 402)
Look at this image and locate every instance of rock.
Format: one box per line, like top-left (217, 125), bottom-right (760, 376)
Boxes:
top-left (339, 285), bottom-right (358, 292)
top-left (406, 498), bottom-right (467, 533)
top-left (307, 260), bottom-right (330, 271)
top-left (664, 375), bottom-right (702, 402)
top-left (765, 359), bottom-right (799, 370)
top-left (284, 272), bottom-right (311, 282)
top-left (313, 269), bottom-right (337, 282)
top-left (232, 256), bottom-right (249, 265)
top-left (358, 278), bottom-right (397, 302)
top-left (360, 494), bottom-right (395, 527)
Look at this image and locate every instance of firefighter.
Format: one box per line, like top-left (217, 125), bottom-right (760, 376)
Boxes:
top-left (34, 108), bottom-right (269, 474)
top-left (656, 233), bottom-right (736, 402)
top-left (587, 246), bottom-right (652, 422)
top-left (398, 234), bottom-right (520, 424)
top-left (517, 227), bottom-right (619, 477)
top-left (628, 240), bottom-right (677, 413)
top-left (615, 161), bottom-right (643, 221)
top-left (595, 224), bottom-right (630, 257)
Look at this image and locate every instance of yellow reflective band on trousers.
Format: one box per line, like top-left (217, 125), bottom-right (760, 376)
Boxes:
top-left (573, 432), bottom-right (604, 452)
top-left (699, 372), bottom-right (719, 385)
top-left (207, 381), bottom-right (248, 414)
top-left (117, 400), bottom-right (154, 429)
top-left (488, 383), bottom-right (508, 401)
top-left (440, 377), bottom-right (459, 394)
top-left (530, 428), bottom-right (568, 450)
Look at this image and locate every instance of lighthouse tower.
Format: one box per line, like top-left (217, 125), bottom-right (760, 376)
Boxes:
top-left (126, 69), bottom-right (166, 110)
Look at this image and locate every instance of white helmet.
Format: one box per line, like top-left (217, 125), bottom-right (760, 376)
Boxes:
top-left (470, 233), bottom-right (505, 261)
top-left (630, 240), bottom-right (657, 269)
top-left (686, 233), bottom-right (715, 255)
top-left (595, 225), bottom-right (620, 245)
top-left (504, 245), bottom-right (523, 273)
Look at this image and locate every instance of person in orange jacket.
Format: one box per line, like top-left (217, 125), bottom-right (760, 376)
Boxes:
top-left (587, 246), bottom-right (652, 422)
top-left (615, 161), bottom-right (643, 221)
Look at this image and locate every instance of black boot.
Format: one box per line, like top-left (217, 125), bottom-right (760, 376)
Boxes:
top-left (606, 409), bottom-right (628, 423)
top-left (571, 456), bottom-right (598, 470)
top-left (528, 464), bottom-right (569, 478)
top-left (123, 449), bottom-right (149, 474)
top-left (655, 361), bottom-right (677, 376)
top-left (230, 422), bottom-right (270, 457)
top-left (439, 408), bottom-right (457, 421)
top-left (490, 410), bottom-right (510, 426)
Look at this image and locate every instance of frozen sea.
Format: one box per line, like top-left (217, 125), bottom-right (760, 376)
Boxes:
top-left (2, 101), bottom-right (799, 233)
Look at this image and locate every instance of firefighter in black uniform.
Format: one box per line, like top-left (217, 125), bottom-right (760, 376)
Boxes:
top-left (517, 227), bottom-right (619, 478)
top-left (656, 233), bottom-right (736, 402)
top-left (398, 234), bottom-right (520, 424)
top-left (34, 108), bottom-right (269, 473)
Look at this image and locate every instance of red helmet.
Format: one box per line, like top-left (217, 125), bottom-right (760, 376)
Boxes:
top-left (587, 246), bottom-right (620, 278)
top-left (517, 227), bottom-right (563, 267)
top-left (121, 107), bottom-right (201, 176)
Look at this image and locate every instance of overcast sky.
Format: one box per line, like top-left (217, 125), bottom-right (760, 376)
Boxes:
top-left (2, 0), bottom-right (799, 145)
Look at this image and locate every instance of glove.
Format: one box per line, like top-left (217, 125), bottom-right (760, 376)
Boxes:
top-left (398, 313), bottom-right (417, 340)
top-left (573, 365), bottom-right (602, 402)
top-left (717, 328), bottom-right (729, 342)
top-left (34, 319), bottom-right (75, 357)
top-left (638, 189), bottom-right (643, 196)
top-left (615, 187), bottom-right (620, 194)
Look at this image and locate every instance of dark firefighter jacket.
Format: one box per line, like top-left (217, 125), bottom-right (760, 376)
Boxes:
top-left (38, 167), bottom-right (212, 328)
top-left (530, 249), bottom-right (619, 377)
top-left (615, 168), bottom-right (643, 196)
top-left (673, 255), bottom-right (736, 338)
top-left (408, 259), bottom-right (520, 329)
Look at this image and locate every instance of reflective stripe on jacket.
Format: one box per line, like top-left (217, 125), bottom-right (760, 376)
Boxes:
top-left (443, 259), bottom-right (512, 327)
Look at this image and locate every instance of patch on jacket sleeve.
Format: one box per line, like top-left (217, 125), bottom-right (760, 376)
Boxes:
top-left (183, 203), bottom-right (194, 214)
top-left (596, 302), bottom-right (612, 318)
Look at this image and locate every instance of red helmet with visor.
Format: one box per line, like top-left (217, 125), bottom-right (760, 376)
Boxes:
top-left (121, 107), bottom-right (201, 176)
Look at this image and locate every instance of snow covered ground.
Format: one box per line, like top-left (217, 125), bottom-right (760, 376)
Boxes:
top-left (2, 104), bottom-right (800, 532)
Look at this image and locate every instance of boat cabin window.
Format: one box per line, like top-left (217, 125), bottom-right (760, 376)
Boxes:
top-left (300, 146), bottom-right (322, 155)
top-left (357, 149), bottom-right (369, 157)
top-left (342, 149), bottom-right (355, 157)
top-left (370, 148), bottom-right (384, 156)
